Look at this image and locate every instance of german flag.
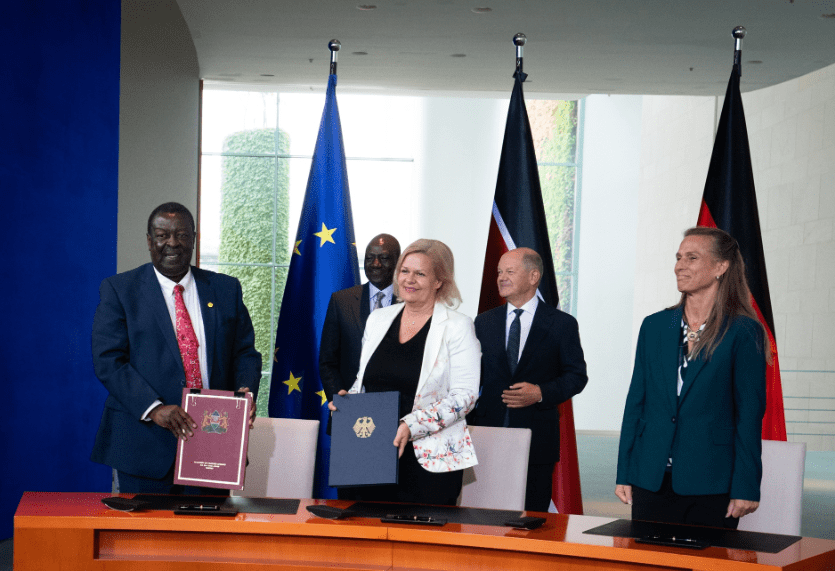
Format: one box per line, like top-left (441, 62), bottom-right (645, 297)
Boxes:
top-left (697, 63), bottom-right (787, 441)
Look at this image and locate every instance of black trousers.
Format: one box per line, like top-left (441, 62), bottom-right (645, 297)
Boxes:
top-left (631, 472), bottom-right (739, 529)
top-left (525, 461), bottom-right (555, 512)
top-left (352, 443), bottom-right (463, 506)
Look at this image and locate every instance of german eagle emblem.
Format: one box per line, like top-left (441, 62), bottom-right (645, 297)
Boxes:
top-left (353, 416), bottom-right (375, 438)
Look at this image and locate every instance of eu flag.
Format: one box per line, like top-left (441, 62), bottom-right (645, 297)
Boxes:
top-left (269, 74), bottom-right (360, 499)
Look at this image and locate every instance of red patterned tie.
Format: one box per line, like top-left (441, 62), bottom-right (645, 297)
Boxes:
top-left (174, 284), bottom-right (203, 389)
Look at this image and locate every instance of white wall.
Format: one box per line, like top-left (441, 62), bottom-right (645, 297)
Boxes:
top-left (119, 0), bottom-right (200, 271)
top-left (744, 64), bottom-right (835, 451)
top-left (633, 95), bottom-right (717, 329)
top-left (634, 63), bottom-right (835, 451)
top-left (574, 95), bottom-right (643, 431)
top-left (413, 97), bottom-right (507, 319)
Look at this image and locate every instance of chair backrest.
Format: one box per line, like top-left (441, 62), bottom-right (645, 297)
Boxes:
top-left (458, 426), bottom-right (532, 511)
top-left (737, 439), bottom-right (806, 535)
top-left (232, 417), bottom-right (320, 499)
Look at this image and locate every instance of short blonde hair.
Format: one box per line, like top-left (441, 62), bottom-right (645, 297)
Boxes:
top-left (394, 239), bottom-right (462, 308)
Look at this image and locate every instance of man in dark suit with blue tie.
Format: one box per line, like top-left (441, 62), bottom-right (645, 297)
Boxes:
top-left (319, 233), bottom-right (401, 400)
top-left (469, 248), bottom-right (588, 512)
top-left (91, 202), bottom-right (261, 493)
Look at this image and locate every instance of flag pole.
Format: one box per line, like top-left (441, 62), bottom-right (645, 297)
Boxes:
top-left (732, 26), bottom-right (746, 74)
top-left (329, 39), bottom-right (341, 76)
top-left (270, 37), bottom-right (360, 498)
top-left (513, 33), bottom-right (527, 79)
top-left (697, 25), bottom-right (788, 441)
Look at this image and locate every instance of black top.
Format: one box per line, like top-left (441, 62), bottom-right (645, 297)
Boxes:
top-left (363, 311), bottom-right (431, 419)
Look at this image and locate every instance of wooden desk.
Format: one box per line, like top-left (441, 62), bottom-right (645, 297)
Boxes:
top-left (14, 492), bottom-right (835, 571)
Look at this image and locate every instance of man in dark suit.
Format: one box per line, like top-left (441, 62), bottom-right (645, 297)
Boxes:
top-left (91, 202), bottom-right (261, 493)
top-left (469, 248), bottom-right (587, 512)
top-left (319, 233), bottom-right (401, 400)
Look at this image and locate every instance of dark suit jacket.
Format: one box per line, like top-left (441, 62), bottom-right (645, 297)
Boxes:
top-left (90, 263), bottom-right (262, 479)
top-left (616, 307), bottom-right (766, 500)
top-left (469, 301), bottom-right (588, 464)
top-left (318, 283), bottom-right (371, 400)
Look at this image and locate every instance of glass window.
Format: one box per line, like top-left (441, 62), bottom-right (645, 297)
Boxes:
top-left (199, 88), bottom-right (582, 414)
top-left (528, 99), bottom-right (582, 315)
top-left (199, 88), bottom-right (416, 414)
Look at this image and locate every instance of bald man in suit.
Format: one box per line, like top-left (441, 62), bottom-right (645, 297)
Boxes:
top-left (91, 202), bottom-right (261, 493)
top-left (468, 248), bottom-right (587, 512)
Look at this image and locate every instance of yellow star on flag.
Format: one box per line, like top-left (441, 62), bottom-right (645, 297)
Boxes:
top-left (283, 372), bottom-right (302, 394)
top-left (313, 223), bottom-right (337, 247)
top-left (293, 240), bottom-right (302, 256)
top-left (315, 390), bottom-right (327, 406)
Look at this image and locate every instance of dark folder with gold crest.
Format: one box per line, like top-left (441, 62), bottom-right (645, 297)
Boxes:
top-left (329, 391), bottom-right (400, 487)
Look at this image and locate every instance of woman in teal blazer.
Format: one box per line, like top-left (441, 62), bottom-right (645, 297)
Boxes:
top-left (615, 227), bottom-right (767, 528)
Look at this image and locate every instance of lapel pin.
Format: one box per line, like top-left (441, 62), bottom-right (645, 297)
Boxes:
top-left (207, 302), bottom-right (214, 308)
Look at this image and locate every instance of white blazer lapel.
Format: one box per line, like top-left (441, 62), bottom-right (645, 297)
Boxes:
top-left (415, 303), bottom-right (449, 396)
top-left (364, 307), bottom-right (399, 356)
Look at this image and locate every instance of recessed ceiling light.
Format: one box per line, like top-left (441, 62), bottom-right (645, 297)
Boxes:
top-left (471, 7), bottom-right (492, 14)
top-left (260, 74), bottom-right (275, 77)
top-left (451, 53), bottom-right (466, 58)
top-left (356, 4), bottom-right (377, 10)
top-left (352, 51), bottom-right (368, 56)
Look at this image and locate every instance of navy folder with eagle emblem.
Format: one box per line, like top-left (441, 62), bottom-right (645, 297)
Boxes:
top-left (329, 391), bottom-right (400, 487)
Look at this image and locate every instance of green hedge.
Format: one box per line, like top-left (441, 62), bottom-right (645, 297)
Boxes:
top-left (219, 128), bottom-right (290, 415)
top-left (536, 101), bottom-right (578, 310)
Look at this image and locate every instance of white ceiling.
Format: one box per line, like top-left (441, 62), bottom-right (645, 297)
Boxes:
top-left (176, 0), bottom-right (835, 97)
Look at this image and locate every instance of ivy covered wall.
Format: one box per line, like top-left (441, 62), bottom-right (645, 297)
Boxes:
top-left (219, 128), bottom-right (290, 413)
top-left (529, 100), bottom-right (579, 310)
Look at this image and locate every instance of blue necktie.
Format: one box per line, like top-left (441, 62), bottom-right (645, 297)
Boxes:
top-left (504, 308), bottom-right (524, 427)
top-left (507, 308), bottom-right (524, 375)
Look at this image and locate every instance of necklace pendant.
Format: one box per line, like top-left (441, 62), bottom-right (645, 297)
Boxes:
top-left (686, 330), bottom-right (700, 342)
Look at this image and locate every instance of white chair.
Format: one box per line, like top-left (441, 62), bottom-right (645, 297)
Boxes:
top-left (458, 426), bottom-right (532, 510)
top-left (737, 439), bottom-right (806, 535)
top-left (232, 417), bottom-right (319, 498)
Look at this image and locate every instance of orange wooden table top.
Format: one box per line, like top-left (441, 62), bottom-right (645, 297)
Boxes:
top-left (14, 491), bottom-right (835, 571)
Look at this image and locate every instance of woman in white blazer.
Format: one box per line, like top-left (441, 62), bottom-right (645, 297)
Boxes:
top-left (333, 239), bottom-right (481, 505)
